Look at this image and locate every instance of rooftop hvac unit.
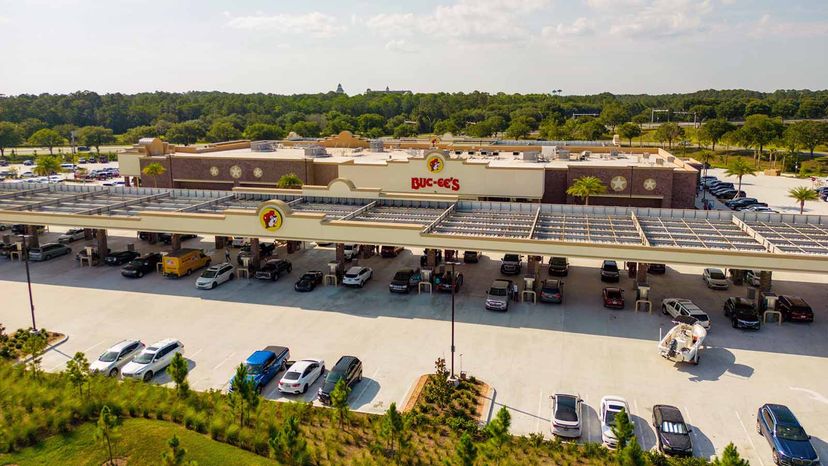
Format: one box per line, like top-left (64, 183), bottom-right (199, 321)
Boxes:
top-left (369, 140), bottom-right (385, 152)
top-left (251, 141), bottom-right (277, 152)
top-left (557, 149), bottom-right (570, 160)
top-left (520, 151), bottom-right (538, 161)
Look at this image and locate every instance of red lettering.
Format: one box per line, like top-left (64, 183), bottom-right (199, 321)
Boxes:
top-left (426, 178), bottom-right (434, 187)
top-left (451, 178), bottom-right (460, 191)
top-left (411, 177), bottom-right (461, 191)
top-left (437, 178), bottom-right (446, 188)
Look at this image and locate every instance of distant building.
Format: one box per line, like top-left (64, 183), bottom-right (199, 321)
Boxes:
top-left (335, 83), bottom-right (345, 94)
top-left (366, 86), bottom-right (411, 95)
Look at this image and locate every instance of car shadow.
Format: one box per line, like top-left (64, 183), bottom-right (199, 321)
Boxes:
top-left (349, 377), bottom-right (381, 411)
top-left (148, 359), bottom-right (197, 385)
top-left (810, 436), bottom-right (828, 464)
top-left (631, 413), bottom-right (658, 451)
top-left (688, 422), bottom-right (716, 459)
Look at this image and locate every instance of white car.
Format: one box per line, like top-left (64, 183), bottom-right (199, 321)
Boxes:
top-left (58, 228), bottom-right (86, 243)
top-left (702, 268), bottom-right (729, 290)
top-left (121, 339), bottom-right (184, 382)
top-left (343, 244), bottom-right (359, 261)
top-left (195, 262), bottom-right (235, 289)
top-left (90, 340), bottom-right (145, 377)
top-left (600, 396), bottom-right (630, 448)
top-left (661, 298), bottom-right (711, 329)
top-left (744, 206), bottom-right (775, 213)
top-left (278, 358), bottom-right (326, 394)
top-left (745, 270), bottom-right (761, 287)
top-left (231, 237), bottom-right (246, 248)
top-left (342, 266), bottom-right (373, 287)
top-left (551, 393), bottom-right (583, 438)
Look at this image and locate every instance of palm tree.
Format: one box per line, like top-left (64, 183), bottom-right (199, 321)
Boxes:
top-left (142, 162), bottom-right (167, 188)
top-left (788, 186), bottom-right (818, 214)
top-left (724, 158), bottom-right (756, 198)
top-left (32, 155), bottom-right (61, 176)
top-left (276, 172), bottom-right (303, 189)
top-left (566, 176), bottom-right (607, 206)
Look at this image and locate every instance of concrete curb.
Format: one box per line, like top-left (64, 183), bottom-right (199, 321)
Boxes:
top-left (479, 384), bottom-right (497, 426)
top-left (14, 334), bottom-right (69, 367)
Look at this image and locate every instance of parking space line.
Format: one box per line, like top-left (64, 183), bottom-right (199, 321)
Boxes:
top-left (350, 369), bottom-right (379, 407)
top-left (683, 406), bottom-right (698, 456)
top-left (188, 348), bottom-right (204, 360)
top-left (735, 410), bottom-right (765, 466)
top-left (83, 340), bottom-right (105, 355)
top-left (632, 399), bottom-right (641, 441)
top-left (535, 389), bottom-right (545, 433)
top-left (212, 352), bottom-right (235, 371)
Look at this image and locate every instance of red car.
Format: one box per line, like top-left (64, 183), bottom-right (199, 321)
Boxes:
top-left (602, 287), bottom-right (625, 309)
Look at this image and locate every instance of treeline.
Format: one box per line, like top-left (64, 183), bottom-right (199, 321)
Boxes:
top-left (0, 89), bottom-right (826, 152)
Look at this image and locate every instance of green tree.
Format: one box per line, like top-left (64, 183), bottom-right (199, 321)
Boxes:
top-left (290, 121), bottom-right (321, 138)
top-left (380, 402), bottom-right (407, 456)
top-left (276, 172), bottom-right (303, 189)
top-left (160, 434), bottom-right (196, 466)
top-left (654, 122), bottom-right (684, 149)
top-left (567, 176), bottom-right (607, 206)
top-left (600, 104), bottom-right (629, 132)
top-left (454, 432), bottom-right (478, 466)
top-left (465, 120), bottom-right (494, 138)
top-left (243, 123), bottom-right (285, 141)
top-left (268, 414), bottom-right (310, 466)
top-left (393, 123), bottom-right (418, 138)
top-left (65, 351), bottom-right (90, 396)
top-left (33, 155), bottom-right (62, 176)
top-left (0, 122), bottom-right (23, 158)
top-left (94, 405), bottom-right (120, 466)
top-left (577, 120), bottom-right (607, 140)
top-left (618, 122), bottom-right (642, 147)
top-left (206, 121), bottom-right (242, 143)
top-left (483, 407), bottom-right (511, 465)
top-left (77, 126), bottom-right (115, 153)
top-left (330, 378), bottom-right (351, 429)
top-left (741, 114), bottom-right (784, 160)
top-left (432, 119), bottom-right (459, 135)
top-left (725, 158), bottom-right (757, 196)
top-left (786, 120), bottom-right (828, 158)
top-left (699, 119), bottom-right (736, 151)
top-left (505, 120), bottom-right (532, 139)
top-left (229, 363), bottom-right (252, 426)
top-left (357, 113), bottom-right (386, 134)
top-left (166, 121), bottom-right (206, 146)
top-left (142, 162), bottom-right (167, 188)
top-left (427, 357), bottom-right (452, 411)
top-left (617, 439), bottom-right (646, 466)
top-left (610, 408), bottom-right (635, 450)
top-left (119, 125), bottom-right (159, 144)
top-left (22, 331), bottom-right (48, 378)
top-left (166, 352), bottom-right (190, 398)
top-left (788, 186), bottom-right (818, 214)
top-left (28, 128), bottom-right (65, 154)
top-left (712, 442), bottom-right (750, 466)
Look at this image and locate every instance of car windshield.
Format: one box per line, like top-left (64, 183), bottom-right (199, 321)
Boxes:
top-left (345, 273), bottom-right (357, 278)
top-left (555, 397), bottom-right (578, 421)
top-left (201, 270), bottom-right (217, 278)
top-left (245, 363), bottom-right (263, 375)
top-left (605, 410), bottom-right (618, 426)
top-left (661, 421), bottom-right (688, 434)
top-left (283, 371), bottom-right (301, 381)
top-left (776, 425), bottom-right (808, 441)
top-left (326, 371), bottom-right (344, 384)
top-left (709, 270), bottom-right (725, 279)
top-left (393, 272), bottom-right (410, 281)
top-left (504, 254), bottom-right (519, 262)
top-left (133, 351), bottom-right (155, 364)
top-left (127, 260), bottom-right (143, 267)
top-left (489, 287), bottom-right (507, 297)
top-left (734, 302), bottom-right (754, 312)
top-left (603, 262), bottom-right (618, 271)
top-left (551, 258), bottom-right (566, 265)
top-left (542, 284), bottom-right (560, 293)
top-left (98, 351), bottom-right (119, 363)
top-left (301, 274), bottom-right (315, 280)
top-left (606, 290), bottom-right (621, 299)
top-left (692, 313), bottom-right (709, 322)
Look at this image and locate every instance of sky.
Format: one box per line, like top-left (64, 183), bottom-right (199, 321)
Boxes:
top-left (1, 0), bottom-right (827, 96)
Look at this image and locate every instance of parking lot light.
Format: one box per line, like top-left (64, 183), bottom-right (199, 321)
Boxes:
top-left (19, 234), bottom-right (37, 331)
top-left (447, 260), bottom-right (462, 380)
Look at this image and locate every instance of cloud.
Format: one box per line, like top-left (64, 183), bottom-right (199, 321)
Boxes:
top-left (606, 0), bottom-right (715, 38)
top-left (224, 12), bottom-right (345, 38)
top-left (749, 14), bottom-right (828, 38)
top-left (365, 13), bottom-right (416, 36)
top-left (0, 16), bottom-right (8, 24)
top-left (385, 39), bottom-right (418, 53)
top-left (543, 17), bottom-right (595, 39)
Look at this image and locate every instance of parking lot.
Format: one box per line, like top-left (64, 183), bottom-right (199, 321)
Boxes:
top-left (1, 226), bottom-right (827, 465)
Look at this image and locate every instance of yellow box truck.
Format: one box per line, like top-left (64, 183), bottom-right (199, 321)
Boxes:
top-left (162, 249), bottom-right (211, 277)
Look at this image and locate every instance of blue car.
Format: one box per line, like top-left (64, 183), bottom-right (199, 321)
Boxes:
top-left (228, 346), bottom-right (289, 394)
top-left (757, 404), bottom-right (819, 465)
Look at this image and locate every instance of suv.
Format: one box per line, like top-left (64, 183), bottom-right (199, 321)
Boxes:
top-left (723, 297), bottom-right (761, 329)
top-left (381, 245), bottom-right (404, 258)
top-left (661, 298), bottom-right (711, 329)
top-left (389, 268), bottom-right (421, 293)
top-left (775, 295), bottom-right (814, 323)
top-left (255, 259), bottom-right (293, 281)
top-left (500, 254), bottom-right (522, 275)
top-left (318, 356), bottom-right (362, 405)
top-left (58, 228), bottom-right (86, 243)
top-left (121, 339), bottom-right (184, 382)
top-left (463, 251), bottom-right (481, 263)
top-left (343, 266), bottom-right (373, 287)
top-left (343, 244), bottom-right (359, 261)
top-left (294, 271), bottom-right (324, 291)
top-left (121, 253), bottom-right (163, 278)
top-left (702, 268), bottom-right (729, 289)
top-left (435, 270), bottom-right (463, 292)
top-left (28, 243), bottom-right (71, 261)
top-left (757, 404), bottom-right (819, 465)
top-left (600, 260), bottom-right (620, 282)
top-left (104, 250), bottom-right (140, 266)
top-left (539, 279), bottom-right (564, 304)
top-left (238, 241), bottom-right (277, 265)
top-left (485, 279), bottom-right (513, 311)
top-left (90, 340), bottom-right (145, 377)
top-left (548, 257), bottom-right (569, 276)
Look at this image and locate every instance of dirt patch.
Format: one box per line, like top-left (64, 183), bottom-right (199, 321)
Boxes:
top-left (401, 374), bottom-right (429, 413)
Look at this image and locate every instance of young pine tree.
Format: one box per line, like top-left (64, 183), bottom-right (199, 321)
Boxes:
top-left (65, 351), bottom-right (91, 397)
top-left (484, 407), bottom-right (512, 465)
top-left (167, 352), bottom-right (190, 398)
top-left (454, 432), bottom-right (478, 466)
top-left (380, 402), bottom-right (406, 455)
top-left (330, 378), bottom-right (352, 430)
top-left (94, 405), bottom-right (120, 466)
top-left (712, 443), bottom-right (750, 466)
top-left (611, 407), bottom-right (636, 450)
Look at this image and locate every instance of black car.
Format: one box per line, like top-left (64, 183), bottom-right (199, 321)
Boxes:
top-left (735, 202), bottom-right (768, 211)
top-left (158, 233), bottom-right (197, 245)
top-left (121, 253), bottom-right (163, 278)
top-left (238, 242), bottom-right (277, 265)
top-left (463, 250), bottom-right (481, 263)
top-left (775, 295), bottom-right (814, 323)
top-left (255, 259), bottom-right (292, 280)
top-left (389, 268), bottom-right (421, 293)
top-left (500, 254), bottom-right (522, 275)
top-left (653, 405), bottom-right (693, 457)
top-left (294, 271), bottom-right (324, 291)
top-left (648, 263), bottom-right (666, 274)
top-left (600, 260), bottom-right (620, 282)
top-left (724, 197), bottom-right (757, 209)
top-left (548, 257), bottom-right (569, 276)
top-left (318, 356), bottom-right (362, 405)
top-left (381, 245), bottom-right (404, 258)
top-left (435, 271), bottom-right (463, 292)
top-left (104, 250), bottom-right (141, 266)
top-left (715, 189), bottom-right (746, 200)
top-left (723, 297), bottom-right (761, 329)
top-left (420, 248), bottom-right (443, 266)
top-left (11, 224), bottom-right (45, 235)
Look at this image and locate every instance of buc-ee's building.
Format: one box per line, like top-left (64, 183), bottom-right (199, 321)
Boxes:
top-left (118, 132), bottom-right (700, 209)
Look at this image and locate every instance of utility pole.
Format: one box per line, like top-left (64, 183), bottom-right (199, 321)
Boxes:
top-left (21, 234), bottom-right (37, 330)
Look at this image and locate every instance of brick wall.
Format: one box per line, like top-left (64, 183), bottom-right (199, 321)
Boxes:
top-left (139, 157), bottom-right (324, 189)
top-left (542, 169), bottom-right (568, 204)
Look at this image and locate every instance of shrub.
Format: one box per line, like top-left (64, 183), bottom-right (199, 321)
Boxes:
top-left (209, 417), bottom-right (225, 440)
top-left (225, 424), bottom-right (240, 446)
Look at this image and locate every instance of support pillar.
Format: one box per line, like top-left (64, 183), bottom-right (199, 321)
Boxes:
top-left (445, 249), bottom-right (456, 262)
top-left (250, 238), bottom-right (261, 270)
top-left (171, 234), bottom-right (182, 251)
top-left (335, 242), bottom-right (346, 274)
top-left (636, 262), bottom-right (648, 286)
top-left (95, 229), bottom-right (108, 263)
top-left (148, 232), bottom-right (158, 245)
top-left (758, 271), bottom-right (772, 293)
top-left (83, 228), bottom-right (94, 240)
top-left (215, 235), bottom-right (226, 250)
top-left (426, 248), bottom-right (437, 268)
top-left (527, 255), bottom-right (541, 278)
top-left (25, 225), bottom-right (40, 248)
top-left (124, 176), bottom-right (131, 187)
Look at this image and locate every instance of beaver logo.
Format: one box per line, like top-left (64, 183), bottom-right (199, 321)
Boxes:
top-left (426, 154), bottom-right (444, 174)
top-left (259, 207), bottom-right (283, 231)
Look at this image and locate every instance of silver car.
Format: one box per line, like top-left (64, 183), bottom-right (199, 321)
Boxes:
top-left (28, 243), bottom-right (71, 261)
top-left (90, 340), bottom-right (145, 377)
top-left (551, 393), bottom-right (583, 438)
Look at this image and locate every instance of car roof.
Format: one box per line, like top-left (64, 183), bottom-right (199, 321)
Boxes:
top-left (603, 260), bottom-right (617, 265)
top-left (766, 404), bottom-right (799, 425)
top-left (730, 297), bottom-right (754, 306)
top-left (542, 279), bottom-right (561, 286)
top-left (780, 295), bottom-right (809, 306)
top-left (148, 338), bottom-right (179, 350)
top-left (247, 350), bottom-right (275, 365)
top-left (108, 339), bottom-right (140, 351)
top-left (491, 279), bottom-right (512, 288)
top-left (333, 355), bottom-right (358, 369)
top-left (287, 359), bottom-right (321, 372)
top-left (654, 405), bottom-right (684, 422)
top-left (346, 266), bottom-right (364, 273)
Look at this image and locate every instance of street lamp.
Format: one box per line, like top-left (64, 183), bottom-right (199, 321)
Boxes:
top-left (19, 234), bottom-right (37, 330)
top-left (447, 260), bottom-right (462, 379)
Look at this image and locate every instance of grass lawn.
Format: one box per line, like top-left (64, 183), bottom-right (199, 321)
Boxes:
top-left (0, 418), bottom-right (276, 466)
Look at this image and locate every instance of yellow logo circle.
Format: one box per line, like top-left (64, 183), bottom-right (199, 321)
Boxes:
top-left (426, 154), bottom-right (444, 174)
top-left (259, 207), bottom-right (283, 231)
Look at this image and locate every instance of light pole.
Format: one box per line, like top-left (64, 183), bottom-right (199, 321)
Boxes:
top-left (20, 234), bottom-right (37, 330)
top-left (448, 260), bottom-right (461, 379)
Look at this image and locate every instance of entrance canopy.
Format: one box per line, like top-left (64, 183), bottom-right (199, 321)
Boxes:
top-left (1, 182), bottom-right (827, 273)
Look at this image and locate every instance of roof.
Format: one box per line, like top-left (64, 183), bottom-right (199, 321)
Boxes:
top-left (766, 404), bottom-right (798, 424)
top-left (148, 338), bottom-right (178, 350)
top-left (333, 355), bottom-right (357, 369)
top-left (108, 340), bottom-right (138, 352)
top-left (654, 405), bottom-right (684, 423)
top-left (247, 350), bottom-right (275, 365)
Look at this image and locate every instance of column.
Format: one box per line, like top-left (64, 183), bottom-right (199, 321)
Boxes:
top-left (171, 233), bottom-right (182, 251)
top-left (636, 262), bottom-right (648, 286)
top-left (95, 229), bottom-right (108, 264)
top-left (215, 235), bottom-right (226, 250)
top-left (527, 255), bottom-right (541, 278)
top-left (25, 225), bottom-right (40, 248)
top-left (83, 228), bottom-right (94, 240)
top-left (426, 248), bottom-right (437, 268)
top-left (759, 270), bottom-right (772, 293)
top-left (335, 242), bottom-right (346, 274)
top-left (124, 176), bottom-right (131, 187)
top-left (250, 238), bottom-right (261, 269)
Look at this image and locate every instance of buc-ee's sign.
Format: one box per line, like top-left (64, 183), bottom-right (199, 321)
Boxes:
top-left (411, 153), bottom-right (461, 192)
